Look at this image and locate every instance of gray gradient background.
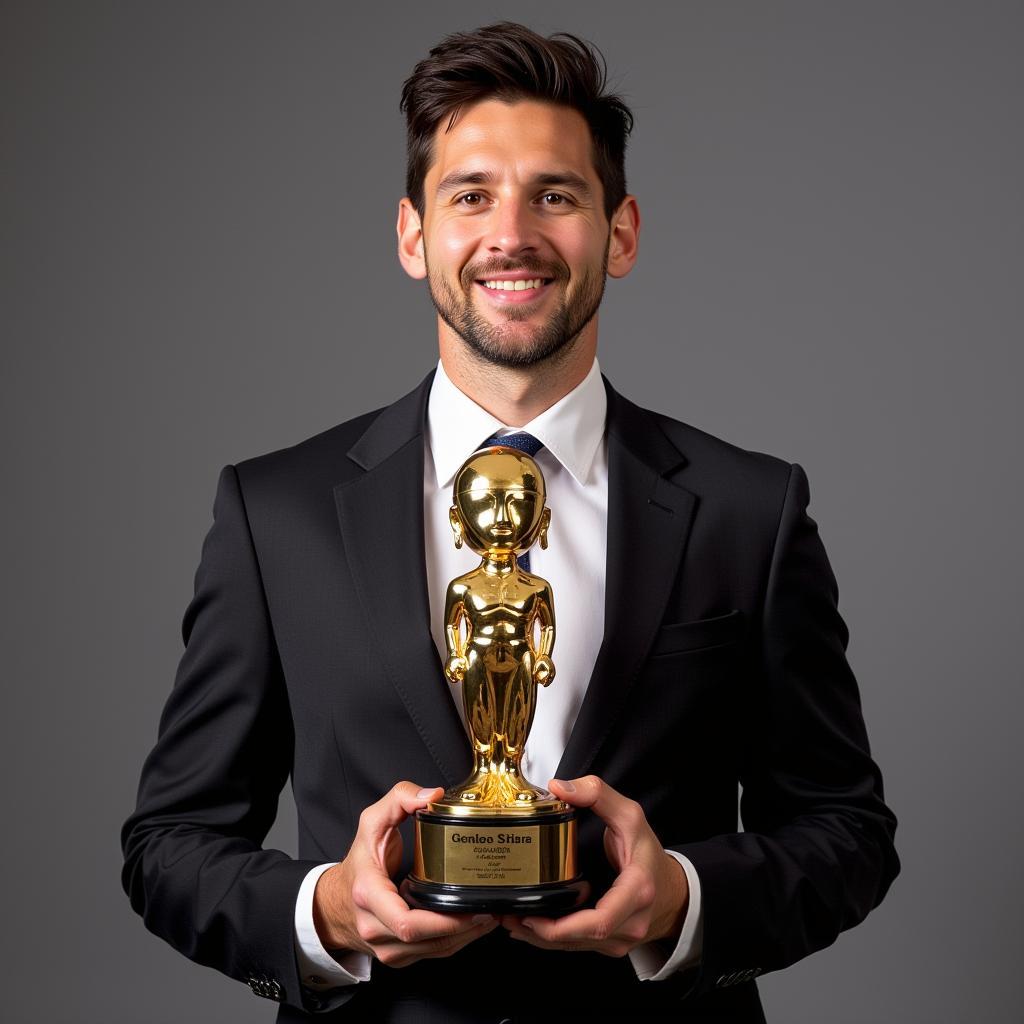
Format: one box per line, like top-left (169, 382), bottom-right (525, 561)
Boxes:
top-left (3, 2), bottom-right (1021, 1021)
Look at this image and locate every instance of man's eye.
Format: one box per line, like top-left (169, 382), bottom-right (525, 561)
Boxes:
top-left (456, 193), bottom-right (484, 206)
top-left (540, 193), bottom-right (570, 206)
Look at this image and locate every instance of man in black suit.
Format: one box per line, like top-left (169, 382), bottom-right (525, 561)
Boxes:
top-left (122, 22), bottom-right (898, 1022)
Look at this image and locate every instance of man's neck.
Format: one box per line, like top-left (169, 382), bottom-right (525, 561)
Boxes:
top-left (438, 322), bottom-right (598, 427)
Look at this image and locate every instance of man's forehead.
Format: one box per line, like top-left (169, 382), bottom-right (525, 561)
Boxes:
top-left (425, 99), bottom-right (598, 190)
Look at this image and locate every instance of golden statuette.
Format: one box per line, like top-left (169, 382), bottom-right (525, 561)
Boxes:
top-left (406, 445), bottom-right (585, 914)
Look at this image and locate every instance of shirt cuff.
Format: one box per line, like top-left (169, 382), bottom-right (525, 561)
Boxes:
top-left (627, 851), bottom-right (704, 982)
top-left (294, 862), bottom-right (372, 990)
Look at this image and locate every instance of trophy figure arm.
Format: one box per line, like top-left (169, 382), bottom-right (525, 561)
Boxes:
top-left (532, 587), bottom-right (556, 686)
top-left (536, 584), bottom-right (555, 656)
top-left (443, 588), bottom-right (470, 684)
top-left (537, 625), bottom-right (555, 659)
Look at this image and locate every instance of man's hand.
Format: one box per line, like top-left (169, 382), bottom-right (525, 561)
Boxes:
top-left (502, 776), bottom-right (688, 957)
top-left (313, 782), bottom-right (498, 968)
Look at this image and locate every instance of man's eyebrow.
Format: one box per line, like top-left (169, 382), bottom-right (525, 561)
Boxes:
top-left (534, 173), bottom-right (594, 201)
top-left (435, 170), bottom-right (497, 198)
top-left (435, 170), bottom-right (595, 201)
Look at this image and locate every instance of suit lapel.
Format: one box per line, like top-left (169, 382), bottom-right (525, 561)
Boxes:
top-left (556, 380), bottom-right (697, 781)
top-left (333, 371), bottom-right (468, 788)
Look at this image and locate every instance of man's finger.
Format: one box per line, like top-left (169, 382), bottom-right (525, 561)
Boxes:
top-left (362, 881), bottom-right (486, 945)
top-left (549, 776), bottom-right (647, 835)
top-left (361, 781), bottom-right (443, 837)
top-left (520, 875), bottom-right (638, 943)
top-left (376, 917), bottom-right (500, 966)
top-left (506, 928), bottom-right (590, 953)
top-left (414, 917), bottom-right (501, 959)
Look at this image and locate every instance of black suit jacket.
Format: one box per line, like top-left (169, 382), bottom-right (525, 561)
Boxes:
top-left (122, 370), bottom-right (898, 1022)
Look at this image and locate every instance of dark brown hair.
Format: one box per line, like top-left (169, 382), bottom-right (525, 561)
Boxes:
top-left (400, 22), bottom-right (634, 221)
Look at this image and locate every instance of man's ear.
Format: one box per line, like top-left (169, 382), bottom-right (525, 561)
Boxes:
top-left (607, 195), bottom-right (640, 280)
top-left (397, 197), bottom-right (427, 280)
top-left (449, 505), bottom-right (464, 549)
top-left (538, 507), bottom-right (551, 550)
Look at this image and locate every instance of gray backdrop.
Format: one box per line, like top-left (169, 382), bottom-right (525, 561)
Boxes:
top-left (3, 2), bottom-right (1021, 1021)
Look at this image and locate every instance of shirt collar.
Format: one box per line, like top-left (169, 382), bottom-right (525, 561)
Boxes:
top-left (426, 357), bottom-right (607, 489)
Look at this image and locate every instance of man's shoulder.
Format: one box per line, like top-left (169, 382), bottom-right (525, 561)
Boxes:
top-left (615, 386), bottom-right (794, 494)
top-left (231, 371), bottom-right (433, 497)
top-left (662, 410), bottom-right (789, 473)
top-left (232, 405), bottom-right (385, 495)
top-left (635, 400), bottom-right (798, 528)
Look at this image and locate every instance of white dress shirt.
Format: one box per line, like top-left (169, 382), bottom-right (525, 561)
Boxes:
top-left (294, 358), bottom-right (703, 996)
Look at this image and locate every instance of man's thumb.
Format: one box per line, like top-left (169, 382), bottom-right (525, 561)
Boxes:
top-left (367, 781), bottom-right (443, 833)
top-left (550, 775), bottom-right (639, 829)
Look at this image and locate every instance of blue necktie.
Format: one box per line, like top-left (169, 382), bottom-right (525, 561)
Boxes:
top-left (481, 431), bottom-right (544, 571)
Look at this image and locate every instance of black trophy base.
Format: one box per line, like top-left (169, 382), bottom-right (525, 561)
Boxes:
top-left (404, 876), bottom-right (587, 916)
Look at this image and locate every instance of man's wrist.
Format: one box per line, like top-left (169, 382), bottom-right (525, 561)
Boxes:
top-left (311, 862), bottom-right (343, 950)
top-left (653, 851), bottom-right (689, 943)
top-left (295, 863), bottom-right (369, 987)
top-left (629, 852), bottom-right (703, 982)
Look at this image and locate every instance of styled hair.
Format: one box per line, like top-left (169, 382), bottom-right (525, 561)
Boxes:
top-left (400, 22), bottom-right (634, 222)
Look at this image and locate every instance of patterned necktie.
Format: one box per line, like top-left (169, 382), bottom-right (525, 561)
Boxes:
top-left (480, 431), bottom-right (545, 571)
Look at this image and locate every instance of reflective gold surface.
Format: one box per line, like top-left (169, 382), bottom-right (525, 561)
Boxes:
top-left (433, 445), bottom-right (565, 818)
top-left (408, 445), bottom-right (583, 908)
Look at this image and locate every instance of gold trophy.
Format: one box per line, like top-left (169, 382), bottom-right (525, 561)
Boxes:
top-left (406, 445), bottom-right (585, 914)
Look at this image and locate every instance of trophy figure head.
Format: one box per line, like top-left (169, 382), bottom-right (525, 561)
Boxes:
top-left (449, 446), bottom-right (551, 561)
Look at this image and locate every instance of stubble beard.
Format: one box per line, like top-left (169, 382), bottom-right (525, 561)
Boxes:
top-left (424, 243), bottom-right (609, 370)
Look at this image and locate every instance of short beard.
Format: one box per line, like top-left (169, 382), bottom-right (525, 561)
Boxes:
top-left (424, 243), bottom-right (609, 370)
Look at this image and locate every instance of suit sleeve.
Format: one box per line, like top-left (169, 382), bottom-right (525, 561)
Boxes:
top-left (671, 462), bottom-right (899, 996)
top-left (121, 465), bottom-right (344, 1013)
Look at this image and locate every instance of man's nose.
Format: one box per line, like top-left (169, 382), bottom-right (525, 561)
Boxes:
top-left (486, 198), bottom-right (539, 257)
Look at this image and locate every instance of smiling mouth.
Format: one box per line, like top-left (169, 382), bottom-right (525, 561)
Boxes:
top-left (472, 277), bottom-right (556, 304)
top-left (476, 277), bottom-right (553, 292)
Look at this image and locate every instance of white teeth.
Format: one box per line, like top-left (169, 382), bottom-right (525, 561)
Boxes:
top-left (483, 278), bottom-right (544, 291)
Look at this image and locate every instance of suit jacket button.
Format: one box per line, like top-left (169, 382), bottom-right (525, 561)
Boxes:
top-left (249, 974), bottom-right (279, 999)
